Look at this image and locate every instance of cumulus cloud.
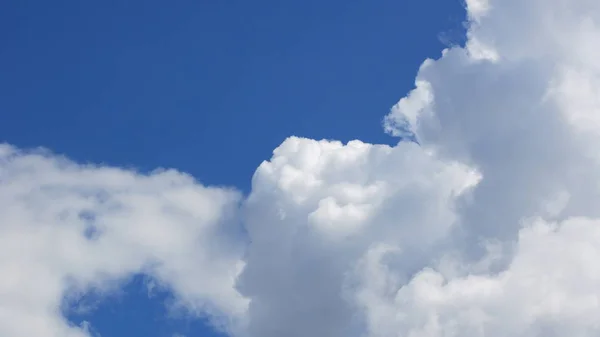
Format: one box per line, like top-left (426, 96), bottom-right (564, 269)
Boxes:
top-left (0, 145), bottom-right (248, 337)
top-left (238, 138), bottom-right (479, 337)
top-left (4, 0), bottom-right (600, 336)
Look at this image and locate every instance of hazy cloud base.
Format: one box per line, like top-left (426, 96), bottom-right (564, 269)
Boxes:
top-left (4, 0), bottom-right (600, 336)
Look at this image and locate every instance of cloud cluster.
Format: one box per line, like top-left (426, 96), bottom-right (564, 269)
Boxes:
top-left (3, 0), bottom-right (600, 336)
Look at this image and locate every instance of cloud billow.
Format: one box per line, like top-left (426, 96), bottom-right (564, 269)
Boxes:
top-left (3, 1), bottom-right (600, 336)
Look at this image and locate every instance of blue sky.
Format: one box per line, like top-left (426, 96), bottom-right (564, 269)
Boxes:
top-left (1, 1), bottom-right (466, 336)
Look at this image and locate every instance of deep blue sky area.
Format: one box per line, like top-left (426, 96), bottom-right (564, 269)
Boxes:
top-left (1, 1), bottom-right (465, 336)
top-left (65, 275), bottom-right (227, 337)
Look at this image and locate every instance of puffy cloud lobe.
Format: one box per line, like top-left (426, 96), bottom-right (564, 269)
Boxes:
top-left (355, 217), bottom-right (600, 337)
top-left (0, 145), bottom-right (248, 337)
top-left (384, 0), bottom-right (600, 248)
top-left (237, 137), bottom-right (479, 337)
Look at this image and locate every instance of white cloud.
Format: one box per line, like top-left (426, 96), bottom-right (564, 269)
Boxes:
top-left (0, 145), bottom-right (248, 337)
top-left (355, 216), bottom-right (600, 337)
top-left (237, 137), bottom-right (479, 337)
top-left (4, 1), bottom-right (600, 337)
top-left (464, 0), bottom-right (490, 22)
